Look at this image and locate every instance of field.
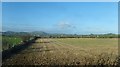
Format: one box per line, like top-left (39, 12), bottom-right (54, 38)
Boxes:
top-left (2, 38), bottom-right (118, 65)
top-left (2, 36), bottom-right (23, 50)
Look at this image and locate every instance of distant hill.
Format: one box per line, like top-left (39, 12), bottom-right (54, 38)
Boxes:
top-left (2, 31), bottom-right (49, 37)
top-left (2, 31), bottom-right (30, 36)
top-left (30, 31), bottom-right (48, 36)
top-left (2, 31), bottom-right (119, 38)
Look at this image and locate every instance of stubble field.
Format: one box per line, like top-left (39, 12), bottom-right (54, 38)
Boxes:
top-left (2, 38), bottom-right (118, 65)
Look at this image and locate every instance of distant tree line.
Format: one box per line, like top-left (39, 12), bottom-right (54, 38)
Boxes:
top-left (35, 33), bottom-right (119, 38)
top-left (2, 31), bottom-right (119, 38)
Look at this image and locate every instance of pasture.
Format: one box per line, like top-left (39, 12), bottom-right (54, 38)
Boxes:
top-left (2, 38), bottom-right (118, 65)
top-left (2, 36), bottom-right (23, 50)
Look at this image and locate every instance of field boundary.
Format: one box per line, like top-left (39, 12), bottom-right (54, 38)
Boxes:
top-left (2, 38), bottom-right (37, 61)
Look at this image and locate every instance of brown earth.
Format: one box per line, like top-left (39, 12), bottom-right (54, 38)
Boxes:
top-left (2, 38), bottom-right (118, 65)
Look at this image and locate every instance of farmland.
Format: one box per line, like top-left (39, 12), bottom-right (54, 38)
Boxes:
top-left (2, 34), bottom-right (34, 51)
top-left (2, 38), bottom-right (118, 65)
top-left (2, 36), bottom-right (23, 51)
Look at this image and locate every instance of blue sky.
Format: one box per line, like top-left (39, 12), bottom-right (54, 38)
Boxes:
top-left (2, 2), bottom-right (118, 34)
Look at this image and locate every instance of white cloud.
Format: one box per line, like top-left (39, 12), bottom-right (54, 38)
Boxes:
top-left (57, 21), bottom-right (75, 29)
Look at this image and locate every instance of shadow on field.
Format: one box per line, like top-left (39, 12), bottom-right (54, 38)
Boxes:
top-left (20, 47), bottom-right (54, 54)
top-left (2, 38), bottom-right (36, 62)
top-left (35, 41), bottom-right (52, 43)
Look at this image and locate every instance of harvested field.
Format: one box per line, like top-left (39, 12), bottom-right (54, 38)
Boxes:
top-left (2, 38), bottom-right (118, 65)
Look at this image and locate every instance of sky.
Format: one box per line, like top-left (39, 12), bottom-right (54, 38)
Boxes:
top-left (2, 2), bottom-right (118, 34)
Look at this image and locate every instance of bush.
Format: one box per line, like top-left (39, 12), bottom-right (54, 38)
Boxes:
top-left (20, 35), bottom-right (31, 43)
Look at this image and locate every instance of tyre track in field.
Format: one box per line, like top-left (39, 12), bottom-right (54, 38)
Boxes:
top-left (48, 39), bottom-right (78, 65)
top-left (2, 38), bottom-right (74, 65)
top-left (46, 38), bottom-right (87, 56)
top-left (33, 38), bottom-right (71, 65)
top-left (35, 38), bottom-right (79, 65)
top-left (51, 39), bottom-right (88, 64)
top-left (54, 39), bottom-right (83, 50)
top-left (47, 41), bottom-right (68, 65)
top-left (2, 38), bottom-right (91, 65)
top-left (54, 39), bottom-right (90, 54)
top-left (53, 39), bottom-right (96, 59)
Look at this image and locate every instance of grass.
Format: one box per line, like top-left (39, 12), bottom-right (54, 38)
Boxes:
top-left (2, 36), bottom-right (23, 50)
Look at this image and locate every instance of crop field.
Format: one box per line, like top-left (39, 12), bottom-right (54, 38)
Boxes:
top-left (2, 38), bottom-right (118, 65)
